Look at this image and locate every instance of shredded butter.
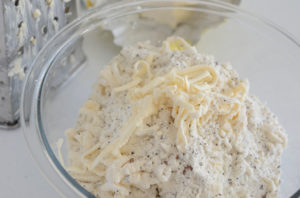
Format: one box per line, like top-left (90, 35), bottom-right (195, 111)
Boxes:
top-left (65, 37), bottom-right (287, 198)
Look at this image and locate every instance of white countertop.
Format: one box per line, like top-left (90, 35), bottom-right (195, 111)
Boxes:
top-left (0, 0), bottom-right (299, 197)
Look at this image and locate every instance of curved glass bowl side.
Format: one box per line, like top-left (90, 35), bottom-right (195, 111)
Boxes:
top-left (21, 13), bottom-right (97, 198)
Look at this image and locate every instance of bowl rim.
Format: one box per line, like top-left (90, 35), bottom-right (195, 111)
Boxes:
top-left (21, 0), bottom-right (300, 197)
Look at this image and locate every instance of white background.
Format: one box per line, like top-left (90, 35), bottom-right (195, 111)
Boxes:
top-left (0, 0), bottom-right (299, 197)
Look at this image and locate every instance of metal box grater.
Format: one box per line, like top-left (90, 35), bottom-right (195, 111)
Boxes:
top-left (0, 0), bottom-right (85, 128)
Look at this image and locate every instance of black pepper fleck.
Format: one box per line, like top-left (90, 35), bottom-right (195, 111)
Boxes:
top-left (183, 165), bottom-right (193, 175)
top-left (155, 187), bottom-right (161, 198)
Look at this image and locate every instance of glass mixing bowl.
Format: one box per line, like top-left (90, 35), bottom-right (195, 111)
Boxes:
top-left (21, 0), bottom-right (300, 197)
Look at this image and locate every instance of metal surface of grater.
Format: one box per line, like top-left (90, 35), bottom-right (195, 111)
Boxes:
top-left (0, 0), bottom-right (85, 128)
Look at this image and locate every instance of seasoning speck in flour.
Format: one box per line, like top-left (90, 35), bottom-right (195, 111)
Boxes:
top-left (65, 37), bottom-right (287, 198)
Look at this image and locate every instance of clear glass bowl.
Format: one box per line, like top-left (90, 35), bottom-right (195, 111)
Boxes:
top-left (21, 0), bottom-right (300, 197)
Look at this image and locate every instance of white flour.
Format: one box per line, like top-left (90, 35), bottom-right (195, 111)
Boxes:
top-left (66, 37), bottom-right (287, 198)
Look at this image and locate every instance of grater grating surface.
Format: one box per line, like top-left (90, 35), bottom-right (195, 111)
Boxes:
top-left (0, 0), bottom-right (85, 128)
